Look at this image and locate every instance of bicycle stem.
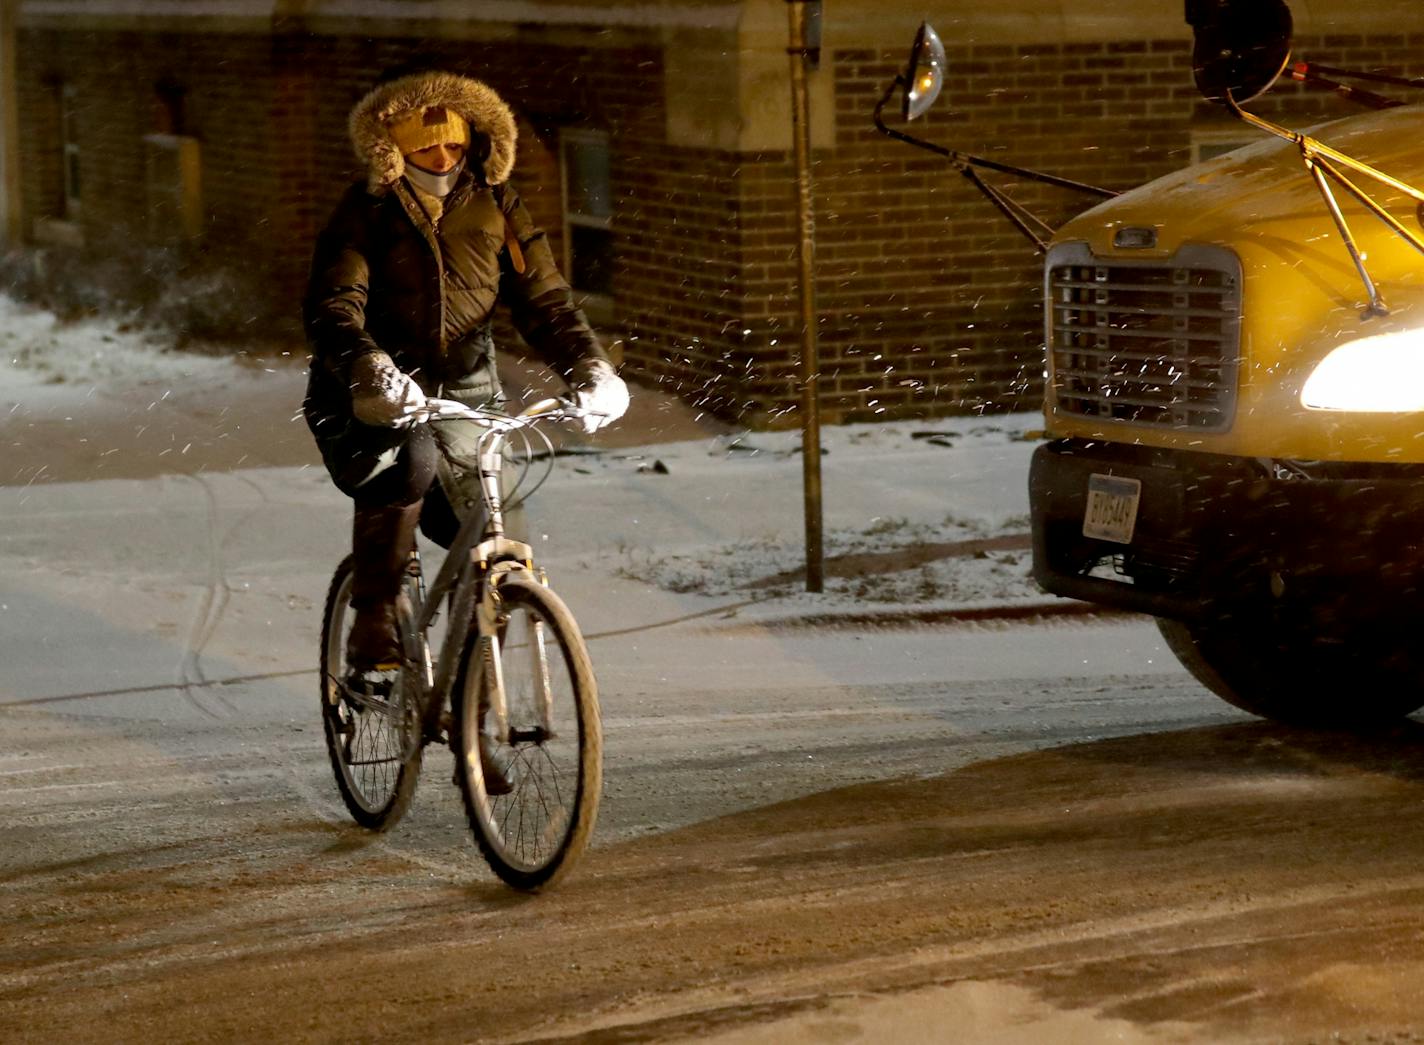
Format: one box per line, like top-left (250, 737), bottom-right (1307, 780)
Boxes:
top-left (479, 444), bottom-right (506, 539)
top-left (413, 403), bottom-right (564, 744)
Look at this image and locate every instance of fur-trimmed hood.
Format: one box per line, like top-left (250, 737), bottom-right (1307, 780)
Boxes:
top-left (349, 71), bottom-right (517, 193)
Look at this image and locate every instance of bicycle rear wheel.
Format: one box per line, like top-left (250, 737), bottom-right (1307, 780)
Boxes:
top-left (451, 574), bottom-right (602, 891)
top-left (319, 555), bottom-right (422, 830)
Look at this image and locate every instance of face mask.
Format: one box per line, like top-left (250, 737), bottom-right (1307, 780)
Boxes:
top-left (405, 157), bottom-right (465, 197)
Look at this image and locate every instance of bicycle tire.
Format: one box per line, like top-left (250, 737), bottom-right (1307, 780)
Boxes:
top-left (319, 555), bottom-right (422, 830)
top-left (451, 574), bottom-right (602, 891)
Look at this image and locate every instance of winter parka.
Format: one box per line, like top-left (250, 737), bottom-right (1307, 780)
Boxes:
top-left (302, 71), bottom-right (609, 455)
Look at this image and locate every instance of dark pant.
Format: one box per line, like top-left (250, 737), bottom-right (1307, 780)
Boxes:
top-left (319, 420), bottom-right (435, 505)
top-left (317, 419), bottom-right (523, 548)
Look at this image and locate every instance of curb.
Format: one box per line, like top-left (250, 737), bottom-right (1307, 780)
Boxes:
top-left (728, 599), bottom-right (1144, 631)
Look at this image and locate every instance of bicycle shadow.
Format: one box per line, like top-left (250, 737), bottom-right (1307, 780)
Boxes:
top-left (308, 806), bottom-right (543, 908)
top-left (526, 716), bottom-right (1424, 1038)
top-left (585, 714), bottom-right (1424, 882)
top-left (301, 713), bottom-right (1424, 911)
top-left (16, 710), bottom-right (1424, 1045)
top-left (1022, 715), bottom-right (1424, 788)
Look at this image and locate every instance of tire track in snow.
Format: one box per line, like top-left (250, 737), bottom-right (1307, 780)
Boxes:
top-left (174, 474), bottom-right (231, 718)
top-left (281, 761), bottom-right (478, 881)
top-left (174, 472), bottom-right (271, 719)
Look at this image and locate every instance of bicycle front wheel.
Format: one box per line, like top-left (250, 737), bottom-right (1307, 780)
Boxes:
top-left (452, 574), bottom-right (602, 891)
top-left (319, 556), bottom-right (422, 830)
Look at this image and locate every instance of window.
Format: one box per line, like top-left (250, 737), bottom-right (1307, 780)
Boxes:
top-left (155, 79), bottom-right (187, 136)
top-left (143, 79), bottom-right (203, 242)
top-left (1189, 127), bottom-right (1255, 166)
top-left (60, 83), bottom-right (80, 220)
top-left (560, 129), bottom-right (613, 300)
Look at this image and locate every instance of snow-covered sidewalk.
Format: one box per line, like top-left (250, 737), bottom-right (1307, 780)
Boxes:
top-left (0, 295), bottom-right (1108, 719)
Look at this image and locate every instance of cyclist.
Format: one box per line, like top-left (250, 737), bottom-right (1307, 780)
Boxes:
top-left (303, 66), bottom-right (628, 679)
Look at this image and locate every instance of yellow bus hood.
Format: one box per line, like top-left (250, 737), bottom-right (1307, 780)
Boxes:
top-left (1079, 104), bottom-right (1424, 243)
top-left (1045, 103), bottom-right (1424, 463)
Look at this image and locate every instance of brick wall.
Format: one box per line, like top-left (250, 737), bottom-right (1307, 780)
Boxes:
top-left (14, 27), bottom-right (667, 336)
top-left (746, 32), bottom-right (1424, 425)
top-left (590, 29), bottom-right (1424, 428)
top-left (614, 142), bottom-right (747, 416)
top-left (16, 29), bottom-right (313, 326)
top-left (15, 38), bottom-right (60, 222)
top-left (13, 22), bottom-right (1424, 424)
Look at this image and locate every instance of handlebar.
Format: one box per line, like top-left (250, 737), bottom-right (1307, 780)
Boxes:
top-left (410, 396), bottom-right (588, 428)
top-left (411, 396), bottom-right (593, 514)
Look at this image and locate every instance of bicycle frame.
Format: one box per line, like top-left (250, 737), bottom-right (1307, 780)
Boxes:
top-left (398, 399), bottom-right (574, 748)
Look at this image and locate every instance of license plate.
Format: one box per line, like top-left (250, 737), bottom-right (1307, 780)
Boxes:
top-left (1082, 474), bottom-right (1141, 544)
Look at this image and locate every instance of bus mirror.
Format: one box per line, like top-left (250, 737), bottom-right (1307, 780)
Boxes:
top-left (903, 22), bottom-right (946, 121)
top-left (1188, 0), bottom-right (1294, 104)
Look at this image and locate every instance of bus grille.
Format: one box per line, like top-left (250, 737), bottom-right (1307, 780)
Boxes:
top-left (1047, 245), bottom-right (1242, 430)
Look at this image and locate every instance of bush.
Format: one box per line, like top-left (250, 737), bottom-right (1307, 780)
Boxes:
top-left (0, 243), bottom-right (297, 346)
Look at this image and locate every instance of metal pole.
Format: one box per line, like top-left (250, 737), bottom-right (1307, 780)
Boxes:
top-left (787, 0), bottom-right (823, 592)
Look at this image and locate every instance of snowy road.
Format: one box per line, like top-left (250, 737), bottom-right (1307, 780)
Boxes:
top-left (7, 320), bottom-right (1424, 1042)
top-left (13, 590), bottom-right (1424, 1044)
top-left (3, 590), bottom-right (1244, 1043)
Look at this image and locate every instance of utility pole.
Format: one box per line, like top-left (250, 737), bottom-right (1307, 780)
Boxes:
top-left (786, 0), bottom-right (824, 592)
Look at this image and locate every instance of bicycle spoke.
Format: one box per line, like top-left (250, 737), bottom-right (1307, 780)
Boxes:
top-left (455, 576), bottom-right (600, 889)
top-left (517, 787), bottom-right (531, 864)
top-left (320, 560), bottom-right (423, 830)
top-left (485, 719), bottom-right (568, 863)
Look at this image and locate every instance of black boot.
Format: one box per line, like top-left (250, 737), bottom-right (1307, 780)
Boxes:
top-left (346, 501), bottom-right (422, 674)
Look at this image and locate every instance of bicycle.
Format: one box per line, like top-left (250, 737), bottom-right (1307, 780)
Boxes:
top-left (318, 396), bottom-right (602, 891)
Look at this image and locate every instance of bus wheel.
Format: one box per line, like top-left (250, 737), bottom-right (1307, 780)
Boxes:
top-left (1155, 616), bottom-right (1424, 728)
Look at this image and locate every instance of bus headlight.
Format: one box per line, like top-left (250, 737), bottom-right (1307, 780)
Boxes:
top-left (1300, 328), bottom-right (1424, 411)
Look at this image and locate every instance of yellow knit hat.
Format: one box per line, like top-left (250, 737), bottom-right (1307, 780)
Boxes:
top-left (387, 105), bottom-right (471, 156)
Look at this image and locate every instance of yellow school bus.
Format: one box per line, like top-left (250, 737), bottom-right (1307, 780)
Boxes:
top-left (887, 6), bottom-right (1424, 725)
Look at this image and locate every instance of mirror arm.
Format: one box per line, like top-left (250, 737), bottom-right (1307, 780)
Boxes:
top-left (965, 156), bottom-right (1117, 199)
top-left (961, 166), bottom-right (1052, 254)
top-left (1312, 151), bottom-right (1424, 318)
top-left (873, 77), bottom-right (962, 163)
top-left (1226, 94), bottom-right (1424, 202)
top-left (1303, 151), bottom-right (1387, 318)
top-left (1289, 65), bottom-right (1401, 110)
top-left (1295, 61), bottom-right (1424, 92)
top-left (1224, 90), bottom-right (1424, 318)
top-left (873, 78), bottom-right (1117, 199)
top-left (1312, 154), bottom-right (1424, 262)
top-left (872, 65), bottom-right (1114, 252)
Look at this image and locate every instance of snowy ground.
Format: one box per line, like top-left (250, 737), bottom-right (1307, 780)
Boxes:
top-left (0, 294), bottom-right (241, 389)
top-left (14, 296), bottom-right (1424, 1045)
top-left (0, 290), bottom-right (1051, 633)
top-left (600, 423), bottom-right (1039, 610)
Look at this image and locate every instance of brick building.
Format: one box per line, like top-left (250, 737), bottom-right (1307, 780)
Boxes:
top-left (7, 0), bottom-right (1424, 425)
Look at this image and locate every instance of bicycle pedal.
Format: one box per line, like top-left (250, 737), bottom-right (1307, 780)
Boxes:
top-left (344, 669), bottom-right (397, 699)
top-left (479, 735), bottom-right (517, 796)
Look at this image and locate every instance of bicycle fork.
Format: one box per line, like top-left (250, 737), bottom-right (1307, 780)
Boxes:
top-left (477, 572), bottom-right (557, 744)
